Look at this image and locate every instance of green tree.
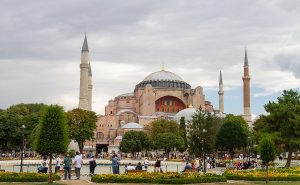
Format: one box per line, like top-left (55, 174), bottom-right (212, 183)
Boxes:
top-left (188, 109), bottom-right (223, 158)
top-left (0, 103), bottom-right (48, 151)
top-left (34, 105), bottom-right (69, 183)
top-left (179, 117), bottom-right (188, 150)
top-left (120, 130), bottom-right (150, 156)
top-left (155, 132), bottom-right (184, 158)
top-left (145, 119), bottom-right (180, 141)
top-left (259, 136), bottom-right (276, 184)
top-left (215, 114), bottom-right (249, 159)
top-left (255, 89), bottom-right (300, 167)
top-left (66, 108), bottom-right (97, 153)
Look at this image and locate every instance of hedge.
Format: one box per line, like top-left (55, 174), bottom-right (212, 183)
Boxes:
top-left (224, 167), bottom-right (300, 181)
top-left (225, 175), bottom-right (300, 181)
top-left (91, 172), bottom-right (226, 184)
top-left (0, 172), bottom-right (60, 182)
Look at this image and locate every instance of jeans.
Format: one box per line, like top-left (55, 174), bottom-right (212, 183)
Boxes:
top-left (90, 167), bottom-right (95, 175)
top-left (55, 166), bottom-right (60, 173)
top-left (112, 165), bottom-right (119, 174)
top-left (64, 167), bottom-right (71, 180)
top-left (75, 167), bottom-right (81, 179)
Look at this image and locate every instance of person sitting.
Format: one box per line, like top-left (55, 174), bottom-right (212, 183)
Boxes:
top-left (136, 162), bottom-right (143, 170)
top-left (126, 163), bottom-right (136, 171)
top-left (182, 162), bottom-right (192, 172)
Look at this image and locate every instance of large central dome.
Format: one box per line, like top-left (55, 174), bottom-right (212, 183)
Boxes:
top-left (143, 70), bottom-right (184, 82)
top-left (135, 70), bottom-right (191, 90)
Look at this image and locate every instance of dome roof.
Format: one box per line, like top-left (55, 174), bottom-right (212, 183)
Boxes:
top-left (143, 70), bottom-right (184, 82)
top-left (121, 122), bottom-right (143, 129)
top-left (136, 70), bottom-right (191, 90)
top-left (174, 107), bottom-right (198, 122)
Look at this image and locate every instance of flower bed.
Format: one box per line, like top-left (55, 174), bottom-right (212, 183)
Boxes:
top-left (0, 172), bottom-right (60, 182)
top-left (224, 167), bottom-right (300, 181)
top-left (91, 172), bottom-right (226, 184)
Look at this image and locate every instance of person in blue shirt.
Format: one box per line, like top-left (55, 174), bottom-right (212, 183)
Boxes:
top-left (111, 154), bottom-right (120, 174)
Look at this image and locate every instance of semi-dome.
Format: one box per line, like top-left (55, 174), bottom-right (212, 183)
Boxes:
top-left (136, 70), bottom-right (191, 89)
top-left (174, 107), bottom-right (198, 123)
top-left (121, 122), bottom-right (143, 129)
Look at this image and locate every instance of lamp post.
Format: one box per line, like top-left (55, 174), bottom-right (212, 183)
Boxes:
top-left (202, 129), bottom-right (207, 173)
top-left (20, 125), bottom-right (26, 172)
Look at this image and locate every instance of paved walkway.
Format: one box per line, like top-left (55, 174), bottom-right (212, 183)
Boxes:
top-left (59, 179), bottom-right (255, 185)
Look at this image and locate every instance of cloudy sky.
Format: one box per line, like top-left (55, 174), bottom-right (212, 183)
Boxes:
top-left (1, 0), bottom-right (300, 116)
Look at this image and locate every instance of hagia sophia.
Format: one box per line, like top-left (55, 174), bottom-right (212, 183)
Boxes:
top-left (78, 35), bottom-right (252, 153)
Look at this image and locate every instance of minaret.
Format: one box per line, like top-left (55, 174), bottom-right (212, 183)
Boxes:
top-left (218, 70), bottom-right (224, 113)
top-left (79, 34), bottom-right (90, 111)
top-left (242, 48), bottom-right (251, 117)
top-left (88, 61), bottom-right (93, 111)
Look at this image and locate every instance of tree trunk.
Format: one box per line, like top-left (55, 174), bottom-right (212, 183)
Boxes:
top-left (79, 141), bottom-right (83, 154)
top-left (48, 154), bottom-right (53, 183)
top-left (285, 150), bottom-right (292, 167)
top-left (266, 163), bottom-right (269, 184)
top-left (230, 149), bottom-right (234, 160)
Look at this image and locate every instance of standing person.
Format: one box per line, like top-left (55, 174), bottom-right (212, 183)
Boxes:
top-left (111, 154), bottom-right (120, 174)
top-left (154, 157), bottom-right (161, 172)
top-left (63, 154), bottom-right (72, 180)
top-left (55, 155), bottom-right (62, 173)
top-left (144, 157), bottom-right (149, 171)
top-left (41, 156), bottom-right (48, 174)
top-left (74, 152), bottom-right (83, 180)
top-left (89, 156), bottom-right (97, 176)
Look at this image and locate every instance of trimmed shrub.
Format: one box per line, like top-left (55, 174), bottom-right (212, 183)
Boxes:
top-left (0, 172), bottom-right (60, 182)
top-left (224, 167), bottom-right (300, 181)
top-left (91, 172), bottom-right (226, 184)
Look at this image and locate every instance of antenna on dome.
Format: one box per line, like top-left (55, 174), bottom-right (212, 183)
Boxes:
top-left (161, 62), bottom-right (165, 71)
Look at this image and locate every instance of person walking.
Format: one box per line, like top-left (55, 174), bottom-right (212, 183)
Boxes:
top-left (111, 154), bottom-right (120, 174)
top-left (55, 155), bottom-right (62, 173)
top-left (89, 156), bottom-right (97, 176)
top-left (74, 152), bottom-right (83, 179)
top-left (154, 157), bottom-right (161, 172)
top-left (63, 154), bottom-right (72, 180)
top-left (144, 157), bottom-right (149, 171)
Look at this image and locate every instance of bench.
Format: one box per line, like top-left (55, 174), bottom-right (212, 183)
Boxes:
top-left (127, 170), bottom-right (147, 173)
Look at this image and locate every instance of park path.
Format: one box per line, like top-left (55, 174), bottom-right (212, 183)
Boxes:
top-left (59, 179), bottom-right (255, 185)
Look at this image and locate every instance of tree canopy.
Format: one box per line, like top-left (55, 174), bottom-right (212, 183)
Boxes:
top-left (254, 89), bottom-right (300, 167)
top-left (188, 109), bottom-right (223, 158)
top-left (66, 108), bottom-right (97, 153)
top-left (0, 103), bottom-right (48, 151)
top-left (145, 119), bottom-right (180, 140)
top-left (215, 114), bottom-right (249, 159)
top-left (119, 130), bottom-right (150, 155)
top-left (179, 117), bottom-right (188, 150)
top-left (155, 132), bottom-right (184, 157)
top-left (34, 105), bottom-right (69, 183)
top-left (259, 136), bottom-right (276, 184)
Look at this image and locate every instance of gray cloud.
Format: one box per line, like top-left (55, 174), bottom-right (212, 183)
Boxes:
top-left (1, 0), bottom-right (300, 115)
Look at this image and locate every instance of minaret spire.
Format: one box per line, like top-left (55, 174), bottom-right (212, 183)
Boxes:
top-left (79, 34), bottom-right (91, 111)
top-left (244, 46), bottom-right (249, 67)
top-left (242, 47), bottom-right (251, 124)
top-left (82, 33), bottom-right (89, 52)
top-left (218, 70), bottom-right (224, 113)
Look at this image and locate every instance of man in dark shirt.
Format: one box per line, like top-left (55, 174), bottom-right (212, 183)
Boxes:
top-left (63, 154), bottom-right (72, 180)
